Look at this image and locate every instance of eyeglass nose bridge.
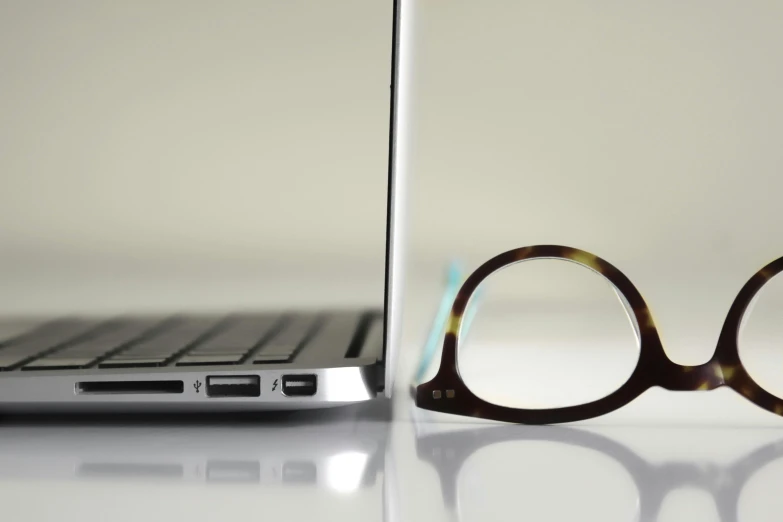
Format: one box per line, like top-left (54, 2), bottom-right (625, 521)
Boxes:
top-left (653, 358), bottom-right (728, 392)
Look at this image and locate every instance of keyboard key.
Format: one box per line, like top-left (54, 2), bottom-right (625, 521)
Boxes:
top-left (23, 320), bottom-right (158, 371)
top-left (188, 315), bottom-right (280, 354)
top-left (99, 357), bottom-right (168, 368)
top-left (252, 355), bottom-right (293, 364)
top-left (177, 315), bottom-right (280, 366)
top-left (24, 357), bottom-right (97, 369)
top-left (0, 320), bottom-right (100, 371)
top-left (100, 318), bottom-right (221, 368)
top-left (253, 314), bottom-right (319, 364)
top-left (294, 313), bottom-right (363, 364)
top-left (0, 320), bottom-right (47, 345)
top-left (356, 317), bottom-right (384, 358)
top-left (176, 354), bottom-right (245, 365)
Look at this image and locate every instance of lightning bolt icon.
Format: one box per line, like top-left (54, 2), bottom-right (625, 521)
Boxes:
top-left (273, 379), bottom-right (279, 391)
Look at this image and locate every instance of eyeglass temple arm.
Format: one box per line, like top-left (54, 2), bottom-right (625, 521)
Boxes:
top-left (412, 262), bottom-right (482, 389)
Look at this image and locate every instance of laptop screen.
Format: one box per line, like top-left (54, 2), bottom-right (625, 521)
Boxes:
top-left (0, 1), bottom-right (396, 317)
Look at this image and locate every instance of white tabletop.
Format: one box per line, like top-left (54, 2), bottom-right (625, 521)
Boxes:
top-left (2, 366), bottom-right (782, 522)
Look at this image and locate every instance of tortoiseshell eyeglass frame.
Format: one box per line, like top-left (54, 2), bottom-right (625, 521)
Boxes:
top-left (415, 244), bottom-right (783, 424)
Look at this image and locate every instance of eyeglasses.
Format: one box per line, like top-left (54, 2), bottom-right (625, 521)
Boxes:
top-left (414, 244), bottom-right (783, 424)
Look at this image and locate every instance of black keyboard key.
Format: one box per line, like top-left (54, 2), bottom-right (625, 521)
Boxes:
top-left (100, 318), bottom-right (221, 368)
top-left (253, 314), bottom-right (319, 364)
top-left (177, 315), bottom-right (280, 366)
top-left (176, 353), bottom-right (246, 366)
top-left (0, 320), bottom-right (99, 371)
top-left (0, 320), bottom-right (46, 345)
top-left (23, 320), bottom-right (157, 371)
top-left (188, 315), bottom-right (279, 354)
top-left (252, 355), bottom-right (292, 364)
top-left (24, 356), bottom-right (97, 370)
top-left (99, 357), bottom-right (167, 368)
top-left (294, 313), bottom-right (362, 364)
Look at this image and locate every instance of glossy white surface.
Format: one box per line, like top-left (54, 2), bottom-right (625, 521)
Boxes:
top-left (3, 369), bottom-right (783, 522)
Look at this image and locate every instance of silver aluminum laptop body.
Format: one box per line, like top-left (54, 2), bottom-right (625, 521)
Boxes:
top-left (0, 0), bottom-right (407, 412)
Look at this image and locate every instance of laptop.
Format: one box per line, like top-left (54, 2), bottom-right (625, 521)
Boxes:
top-left (0, 1), bottom-right (406, 412)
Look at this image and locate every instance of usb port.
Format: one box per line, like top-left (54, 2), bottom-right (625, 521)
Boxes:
top-left (206, 376), bottom-right (260, 398)
top-left (282, 374), bottom-right (317, 397)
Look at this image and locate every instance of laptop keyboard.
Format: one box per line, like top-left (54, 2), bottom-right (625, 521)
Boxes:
top-left (0, 320), bottom-right (99, 371)
top-left (251, 314), bottom-right (319, 364)
top-left (100, 317), bottom-right (222, 369)
top-left (22, 319), bottom-right (163, 371)
top-left (0, 313), bottom-right (346, 372)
